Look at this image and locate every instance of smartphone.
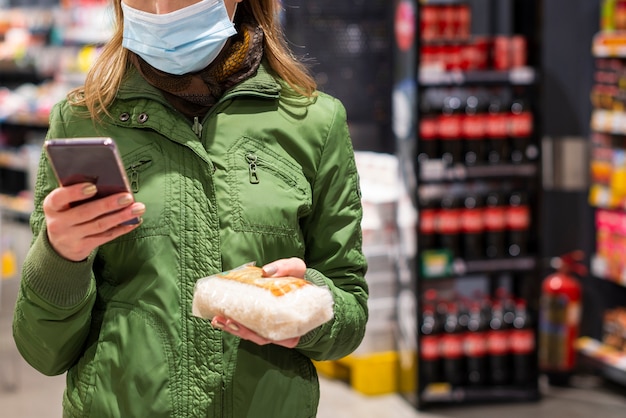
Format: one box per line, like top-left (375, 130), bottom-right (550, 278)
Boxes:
top-left (44, 137), bottom-right (140, 224)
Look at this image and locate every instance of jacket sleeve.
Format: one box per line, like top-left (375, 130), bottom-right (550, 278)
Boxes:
top-left (296, 97), bottom-right (369, 361)
top-left (12, 102), bottom-right (98, 376)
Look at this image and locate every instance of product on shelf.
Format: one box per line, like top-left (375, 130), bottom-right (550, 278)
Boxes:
top-left (461, 193), bottom-right (484, 260)
top-left (484, 191), bottom-right (507, 259)
top-left (510, 298), bottom-right (536, 385)
top-left (419, 3), bottom-right (527, 73)
top-left (464, 298), bottom-right (489, 386)
top-left (603, 307), bottom-right (626, 353)
top-left (506, 190), bottom-right (531, 257)
top-left (419, 288), bottom-right (536, 390)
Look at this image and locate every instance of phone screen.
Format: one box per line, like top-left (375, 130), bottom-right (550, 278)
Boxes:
top-left (44, 137), bottom-right (139, 224)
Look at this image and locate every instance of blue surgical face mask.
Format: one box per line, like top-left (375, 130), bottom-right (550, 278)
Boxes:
top-left (121, 0), bottom-right (237, 75)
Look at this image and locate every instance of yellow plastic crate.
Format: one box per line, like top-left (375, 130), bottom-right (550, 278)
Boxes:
top-left (314, 351), bottom-right (400, 396)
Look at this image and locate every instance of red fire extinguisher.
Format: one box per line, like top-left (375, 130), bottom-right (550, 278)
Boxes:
top-left (538, 250), bottom-right (587, 386)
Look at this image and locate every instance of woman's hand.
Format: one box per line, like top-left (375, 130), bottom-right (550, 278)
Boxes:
top-left (211, 257), bottom-right (307, 348)
top-left (211, 317), bottom-right (300, 348)
top-left (43, 183), bottom-right (145, 261)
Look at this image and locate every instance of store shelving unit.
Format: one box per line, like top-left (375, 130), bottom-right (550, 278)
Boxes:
top-left (392, 0), bottom-right (543, 409)
top-left (0, 2), bottom-right (112, 220)
top-left (580, 27), bottom-right (626, 388)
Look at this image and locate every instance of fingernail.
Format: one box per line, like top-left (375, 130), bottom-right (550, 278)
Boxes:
top-left (131, 203), bottom-right (146, 215)
top-left (212, 321), bottom-right (224, 329)
top-left (227, 322), bottom-right (240, 332)
top-left (262, 265), bottom-right (277, 276)
top-left (82, 184), bottom-right (97, 195)
top-left (118, 195), bottom-right (133, 206)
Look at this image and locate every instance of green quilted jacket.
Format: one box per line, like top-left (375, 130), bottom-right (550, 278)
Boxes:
top-left (13, 63), bottom-right (369, 418)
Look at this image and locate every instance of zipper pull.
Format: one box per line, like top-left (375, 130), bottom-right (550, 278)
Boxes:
top-left (246, 152), bottom-right (260, 184)
top-left (128, 158), bottom-right (151, 192)
top-left (192, 116), bottom-right (203, 138)
top-left (130, 167), bottom-right (140, 193)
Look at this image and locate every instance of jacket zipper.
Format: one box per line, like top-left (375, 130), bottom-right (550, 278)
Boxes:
top-left (192, 116), bottom-right (203, 138)
top-left (127, 158), bottom-right (152, 192)
top-left (246, 152), bottom-right (260, 184)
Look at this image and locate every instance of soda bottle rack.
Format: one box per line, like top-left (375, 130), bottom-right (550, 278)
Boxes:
top-left (419, 161), bottom-right (538, 182)
top-left (407, 0), bottom-right (543, 410)
top-left (417, 280), bottom-right (540, 407)
top-left (420, 252), bottom-right (537, 280)
top-left (419, 67), bottom-right (537, 87)
top-left (420, 383), bottom-right (539, 405)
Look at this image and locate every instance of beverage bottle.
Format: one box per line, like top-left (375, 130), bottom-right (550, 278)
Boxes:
top-left (441, 5), bottom-right (456, 41)
top-left (464, 299), bottom-right (489, 386)
top-left (440, 302), bottom-right (466, 386)
top-left (457, 295), bottom-right (471, 331)
top-left (497, 287), bottom-right (517, 331)
top-left (461, 194), bottom-right (485, 260)
top-left (437, 195), bottom-right (462, 258)
top-left (486, 99), bottom-right (509, 164)
top-left (462, 95), bottom-right (487, 166)
top-left (418, 116), bottom-right (440, 163)
top-left (511, 298), bottom-right (536, 386)
top-left (418, 195), bottom-right (440, 251)
top-left (483, 192), bottom-right (507, 258)
top-left (506, 191), bottom-right (531, 257)
top-left (420, 5), bottom-right (439, 42)
top-left (420, 289), bottom-right (443, 385)
top-left (508, 97), bottom-right (533, 164)
top-left (439, 96), bottom-right (464, 166)
top-left (487, 299), bottom-right (511, 385)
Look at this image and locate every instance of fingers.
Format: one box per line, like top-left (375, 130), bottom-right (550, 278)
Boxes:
top-left (44, 184), bottom-right (140, 226)
top-left (211, 316), bottom-right (300, 349)
top-left (262, 257), bottom-right (306, 278)
top-left (49, 220), bottom-right (142, 262)
top-left (43, 183), bottom-right (97, 212)
top-left (43, 183), bottom-right (146, 261)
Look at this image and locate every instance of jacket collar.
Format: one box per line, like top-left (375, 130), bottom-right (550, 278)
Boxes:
top-left (116, 60), bottom-right (282, 106)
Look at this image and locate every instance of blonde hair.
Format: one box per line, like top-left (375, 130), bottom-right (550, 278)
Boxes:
top-left (69, 0), bottom-right (317, 119)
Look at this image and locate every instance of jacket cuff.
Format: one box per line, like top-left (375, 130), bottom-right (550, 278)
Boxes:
top-left (298, 268), bottom-right (331, 347)
top-left (21, 228), bottom-right (96, 307)
top-left (304, 268), bottom-right (328, 287)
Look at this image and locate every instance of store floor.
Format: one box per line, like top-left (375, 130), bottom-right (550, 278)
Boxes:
top-left (1, 257), bottom-right (626, 417)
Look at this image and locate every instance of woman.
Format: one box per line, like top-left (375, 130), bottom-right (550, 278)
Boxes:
top-left (12, 0), bottom-right (369, 417)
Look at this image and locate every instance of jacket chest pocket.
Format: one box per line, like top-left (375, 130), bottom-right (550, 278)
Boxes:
top-left (121, 144), bottom-right (171, 238)
top-left (226, 137), bottom-right (312, 237)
